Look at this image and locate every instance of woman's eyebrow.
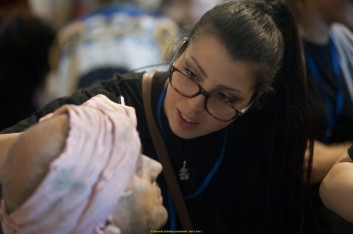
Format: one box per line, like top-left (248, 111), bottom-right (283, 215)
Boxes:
top-left (190, 55), bottom-right (207, 78)
top-left (217, 84), bottom-right (247, 95)
top-left (188, 56), bottom-right (247, 96)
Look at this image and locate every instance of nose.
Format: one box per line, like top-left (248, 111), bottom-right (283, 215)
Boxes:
top-left (187, 94), bottom-right (205, 112)
top-left (142, 155), bottom-right (162, 182)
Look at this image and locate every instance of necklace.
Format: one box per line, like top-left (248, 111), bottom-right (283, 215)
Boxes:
top-left (179, 161), bottom-right (190, 181)
top-left (171, 132), bottom-right (198, 181)
top-left (171, 136), bottom-right (202, 181)
top-left (170, 134), bottom-right (197, 181)
top-left (168, 116), bottom-right (220, 181)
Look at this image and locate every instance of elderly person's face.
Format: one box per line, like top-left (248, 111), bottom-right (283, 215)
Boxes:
top-left (112, 155), bottom-right (168, 233)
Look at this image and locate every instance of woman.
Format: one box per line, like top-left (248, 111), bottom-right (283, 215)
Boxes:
top-left (0, 1), bottom-right (313, 233)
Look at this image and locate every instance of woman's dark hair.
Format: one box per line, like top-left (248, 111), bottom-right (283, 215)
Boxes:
top-left (178, 0), bottom-right (314, 232)
top-left (188, 0), bottom-right (286, 94)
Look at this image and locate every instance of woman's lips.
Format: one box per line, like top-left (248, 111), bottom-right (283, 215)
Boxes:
top-left (180, 112), bottom-right (195, 123)
top-left (177, 109), bottom-right (199, 129)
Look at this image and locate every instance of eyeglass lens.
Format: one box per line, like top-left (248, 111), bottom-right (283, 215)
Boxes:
top-left (170, 67), bottom-right (238, 122)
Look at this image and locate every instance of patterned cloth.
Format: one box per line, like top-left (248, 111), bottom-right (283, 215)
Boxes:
top-left (49, 5), bottom-right (180, 98)
top-left (0, 94), bottom-right (140, 234)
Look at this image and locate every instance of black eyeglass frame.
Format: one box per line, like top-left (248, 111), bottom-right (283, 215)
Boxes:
top-left (168, 62), bottom-right (255, 122)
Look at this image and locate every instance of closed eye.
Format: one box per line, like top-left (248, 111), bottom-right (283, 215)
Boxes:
top-left (213, 92), bottom-right (238, 105)
top-left (183, 67), bottom-right (199, 82)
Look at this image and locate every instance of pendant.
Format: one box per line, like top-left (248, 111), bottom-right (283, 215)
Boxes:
top-left (179, 161), bottom-right (190, 181)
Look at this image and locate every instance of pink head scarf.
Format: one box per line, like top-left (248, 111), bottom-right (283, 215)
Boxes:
top-left (0, 94), bottom-right (141, 234)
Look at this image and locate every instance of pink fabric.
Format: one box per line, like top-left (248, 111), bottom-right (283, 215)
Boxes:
top-left (0, 94), bottom-right (140, 234)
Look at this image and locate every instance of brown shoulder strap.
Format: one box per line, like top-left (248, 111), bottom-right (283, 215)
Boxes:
top-left (142, 72), bottom-right (193, 230)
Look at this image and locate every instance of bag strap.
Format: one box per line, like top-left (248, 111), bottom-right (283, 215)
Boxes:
top-left (142, 72), bottom-right (193, 230)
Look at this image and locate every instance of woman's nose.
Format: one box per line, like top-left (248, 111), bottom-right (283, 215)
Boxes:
top-left (187, 94), bottom-right (205, 112)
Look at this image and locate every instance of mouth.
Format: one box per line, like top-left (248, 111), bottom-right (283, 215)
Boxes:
top-left (176, 109), bottom-right (200, 129)
top-left (180, 112), bottom-right (196, 123)
top-left (178, 109), bottom-right (199, 124)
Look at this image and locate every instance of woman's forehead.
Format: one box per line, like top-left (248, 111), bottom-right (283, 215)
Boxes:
top-left (182, 37), bottom-right (257, 95)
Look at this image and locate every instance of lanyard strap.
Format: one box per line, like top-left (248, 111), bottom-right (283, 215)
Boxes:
top-left (142, 72), bottom-right (193, 230)
top-left (306, 38), bottom-right (344, 143)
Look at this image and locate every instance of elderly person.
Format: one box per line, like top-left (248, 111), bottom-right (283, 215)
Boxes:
top-left (0, 95), bottom-right (167, 233)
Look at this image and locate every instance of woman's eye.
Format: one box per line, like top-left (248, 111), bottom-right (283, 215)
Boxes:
top-left (184, 68), bottom-right (198, 81)
top-left (214, 92), bottom-right (236, 104)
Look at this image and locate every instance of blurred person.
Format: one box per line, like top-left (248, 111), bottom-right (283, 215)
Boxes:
top-left (0, 94), bottom-right (167, 233)
top-left (159, 0), bottom-right (224, 33)
top-left (48, 0), bottom-right (180, 98)
top-left (0, 0), bottom-right (31, 15)
top-left (287, 0), bottom-right (353, 233)
top-left (0, 11), bottom-right (56, 131)
top-left (29, 0), bottom-right (74, 30)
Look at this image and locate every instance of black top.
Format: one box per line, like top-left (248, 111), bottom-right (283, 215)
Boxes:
top-left (1, 72), bottom-right (304, 233)
top-left (303, 40), bottom-right (353, 143)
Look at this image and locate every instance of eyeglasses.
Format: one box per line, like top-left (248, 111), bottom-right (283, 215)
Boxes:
top-left (168, 63), bottom-right (253, 122)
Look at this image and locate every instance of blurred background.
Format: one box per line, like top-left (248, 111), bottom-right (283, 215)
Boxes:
top-left (0, 0), bottom-right (224, 131)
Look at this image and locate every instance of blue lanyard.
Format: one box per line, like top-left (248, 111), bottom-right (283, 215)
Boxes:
top-left (306, 38), bottom-right (344, 144)
top-left (156, 86), bottom-right (228, 229)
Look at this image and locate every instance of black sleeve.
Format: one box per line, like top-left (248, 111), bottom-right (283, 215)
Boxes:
top-left (0, 72), bottom-right (142, 134)
top-left (348, 145), bottom-right (353, 161)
